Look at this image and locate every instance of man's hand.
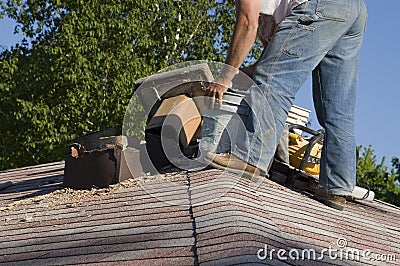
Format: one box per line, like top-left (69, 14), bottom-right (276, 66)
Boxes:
top-left (206, 76), bottom-right (232, 108)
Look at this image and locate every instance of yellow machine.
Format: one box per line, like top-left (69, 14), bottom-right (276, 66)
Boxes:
top-left (287, 125), bottom-right (324, 176)
top-left (268, 124), bottom-right (324, 192)
top-left (272, 124), bottom-right (374, 201)
top-left (288, 132), bottom-right (323, 176)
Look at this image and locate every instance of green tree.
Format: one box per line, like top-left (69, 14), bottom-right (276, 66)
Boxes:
top-left (357, 145), bottom-right (400, 206)
top-left (0, 0), bottom-right (262, 170)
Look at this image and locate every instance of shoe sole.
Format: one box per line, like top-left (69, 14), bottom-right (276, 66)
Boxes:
top-left (204, 157), bottom-right (263, 183)
top-left (314, 194), bottom-right (345, 211)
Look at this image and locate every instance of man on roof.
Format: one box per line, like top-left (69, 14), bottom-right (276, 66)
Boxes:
top-left (204, 0), bottom-right (368, 210)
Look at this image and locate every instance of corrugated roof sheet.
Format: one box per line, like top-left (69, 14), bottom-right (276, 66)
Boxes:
top-left (1, 162), bottom-right (400, 265)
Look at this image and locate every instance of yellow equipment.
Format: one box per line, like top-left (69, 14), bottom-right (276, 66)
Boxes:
top-left (287, 125), bottom-right (324, 176)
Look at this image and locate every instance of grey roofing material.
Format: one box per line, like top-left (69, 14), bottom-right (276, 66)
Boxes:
top-left (1, 162), bottom-right (400, 265)
top-left (0, 162), bottom-right (195, 265)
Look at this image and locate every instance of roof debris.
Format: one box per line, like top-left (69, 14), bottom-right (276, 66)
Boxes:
top-left (0, 177), bottom-right (139, 213)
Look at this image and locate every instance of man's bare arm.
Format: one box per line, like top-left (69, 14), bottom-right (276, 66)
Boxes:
top-left (225, 0), bottom-right (260, 75)
top-left (207, 0), bottom-right (260, 105)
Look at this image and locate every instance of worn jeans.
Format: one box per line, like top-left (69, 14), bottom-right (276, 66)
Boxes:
top-left (233, 0), bottom-right (367, 196)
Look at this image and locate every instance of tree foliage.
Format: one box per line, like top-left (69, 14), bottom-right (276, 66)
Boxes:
top-left (0, 0), bottom-right (264, 170)
top-left (357, 145), bottom-right (400, 206)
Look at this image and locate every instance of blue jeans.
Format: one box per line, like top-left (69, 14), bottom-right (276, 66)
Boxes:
top-left (233, 0), bottom-right (367, 196)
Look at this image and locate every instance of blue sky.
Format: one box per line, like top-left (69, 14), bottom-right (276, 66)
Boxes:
top-left (0, 0), bottom-right (398, 165)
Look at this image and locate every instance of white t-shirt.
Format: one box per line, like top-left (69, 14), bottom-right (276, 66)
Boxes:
top-left (260, 0), bottom-right (308, 23)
